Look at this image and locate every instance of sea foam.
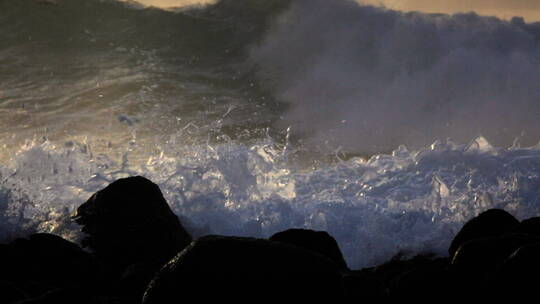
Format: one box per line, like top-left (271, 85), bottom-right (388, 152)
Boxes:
top-left (2, 136), bottom-right (540, 268)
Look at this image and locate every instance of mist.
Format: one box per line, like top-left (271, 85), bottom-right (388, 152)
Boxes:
top-left (249, 0), bottom-right (540, 154)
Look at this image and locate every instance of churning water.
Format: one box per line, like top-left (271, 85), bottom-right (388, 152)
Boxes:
top-left (2, 0), bottom-right (540, 268)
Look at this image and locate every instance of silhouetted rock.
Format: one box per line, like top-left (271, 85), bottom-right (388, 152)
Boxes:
top-left (269, 228), bottom-right (348, 270)
top-left (75, 176), bottom-right (192, 269)
top-left (450, 232), bottom-right (540, 299)
top-left (74, 176), bottom-right (192, 301)
top-left (0, 280), bottom-right (30, 303)
top-left (15, 288), bottom-right (100, 304)
top-left (369, 253), bottom-right (453, 300)
top-left (0, 233), bottom-right (99, 303)
top-left (512, 217), bottom-right (540, 236)
top-left (343, 270), bottom-right (387, 301)
top-left (489, 243), bottom-right (540, 297)
top-left (448, 209), bottom-right (519, 258)
top-left (388, 260), bottom-right (454, 300)
top-left (451, 234), bottom-right (540, 275)
top-left (142, 235), bottom-right (345, 302)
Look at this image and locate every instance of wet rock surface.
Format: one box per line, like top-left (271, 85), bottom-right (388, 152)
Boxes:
top-left (448, 208), bottom-right (519, 257)
top-left (142, 235), bottom-right (345, 302)
top-left (73, 176), bottom-right (192, 302)
top-left (74, 176), bottom-right (192, 271)
top-left (0, 233), bottom-right (100, 303)
top-left (269, 228), bottom-right (349, 270)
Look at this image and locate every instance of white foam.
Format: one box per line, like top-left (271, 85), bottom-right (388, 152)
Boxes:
top-left (1, 136), bottom-right (540, 268)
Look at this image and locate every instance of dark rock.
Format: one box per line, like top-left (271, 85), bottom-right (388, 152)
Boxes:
top-left (450, 233), bottom-right (540, 299)
top-left (451, 234), bottom-right (540, 275)
top-left (370, 253), bottom-right (453, 300)
top-left (15, 288), bottom-right (100, 304)
top-left (371, 253), bottom-right (438, 283)
top-left (269, 228), bottom-right (348, 270)
top-left (142, 235), bottom-right (345, 302)
top-left (74, 176), bottom-right (192, 302)
top-left (489, 243), bottom-right (540, 297)
top-left (74, 176), bottom-right (192, 271)
top-left (448, 209), bottom-right (519, 258)
top-left (512, 217), bottom-right (540, 236)
top-left (342, 270), bottom-right (387, 301)
top-left (388, 261), bottom-right (454, 300)
top-left (0, 233), bottom-right (99, 303)
top-left (116, 262), bottom-right (162, 303)
top-left (0, 280), bottom-right (30, 303)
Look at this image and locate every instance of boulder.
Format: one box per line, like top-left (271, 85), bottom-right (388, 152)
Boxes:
top-left (448, 209), bottom-right (519, 258)
top-left (451, 233), bottom-right (540, 275)
top-left (74, 176), bottom-right (192, 301)
top-left (388, 261), bottom-right (454, 301)
top-left (0, 233), bottom-right (99, 302)
top-left (370, 254), bottom-right (453, 300)
top-left (342, 270), bottom-right (387, 301)
top-left (14, 288), bottom-right (100, 304)
top-left (0, 280), bottom-right (30, 303)
top-left (74, 176), bottom-right (192, 272)
top-left (142, 235), bottom-right (345, 302)
top-left (269, 228), bottom-right (348, 270)
top-left (489, 243), bottom-right (540, 297)
top-left (512, 217), bottom-right (540, 236)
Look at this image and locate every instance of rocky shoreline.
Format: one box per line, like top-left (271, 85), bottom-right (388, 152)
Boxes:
top-left (2, 176), bottom-right (539, 303)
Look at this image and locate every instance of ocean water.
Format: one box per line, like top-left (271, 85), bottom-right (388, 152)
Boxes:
top-left (2, 0), bottom-right (540, 269)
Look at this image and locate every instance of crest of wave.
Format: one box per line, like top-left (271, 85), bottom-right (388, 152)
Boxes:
top-left (249, 0), bottom-right (540, 153)
top-left (1, 136), bottom-right (540, 268)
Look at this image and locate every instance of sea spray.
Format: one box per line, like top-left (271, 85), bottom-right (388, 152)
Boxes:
top-left (249, 0), bottom-right (540, 153)
top-left (2, 136), bottom-right (540, 268)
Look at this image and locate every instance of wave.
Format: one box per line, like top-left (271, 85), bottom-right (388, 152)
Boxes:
top-left (3, 0), bottom-right (540, 269)
top-left (0, 0), bottom-right (291, 159)
top-left (6, 0), bottom-right (540, 154)
top-left (249, 0), bottom-right (540, 154)
top-left (0, 0), bottom-right (289, 54)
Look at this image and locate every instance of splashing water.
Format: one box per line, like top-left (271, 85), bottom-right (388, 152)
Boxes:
top-left (3, 0), bottom-right (540, 269)
top-left (2, 136), bottom-right (540, 268)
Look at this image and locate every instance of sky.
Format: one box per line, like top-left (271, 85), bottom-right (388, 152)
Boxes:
top-left (361, 0), bottom-right (540, 22)
top-left (136, 0), bottom-right (540, 22)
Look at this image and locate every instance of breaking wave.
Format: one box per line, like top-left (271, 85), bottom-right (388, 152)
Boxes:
top-left (2, 0), bottom-right (540, 268)
top-left (250, 0), bottom-right (540, 153)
